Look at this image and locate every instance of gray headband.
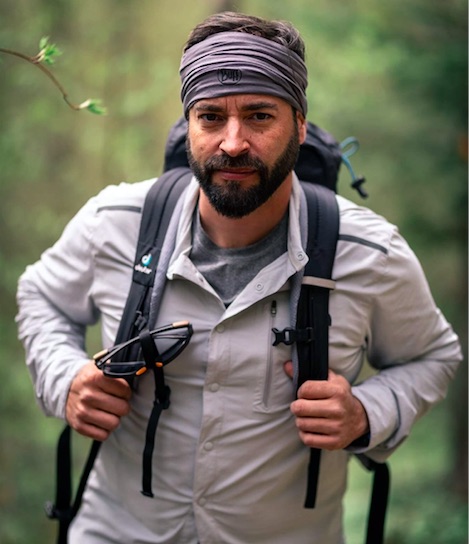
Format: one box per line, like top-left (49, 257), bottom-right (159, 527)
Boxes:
top-left (180, 31), bottom-right (308, 117)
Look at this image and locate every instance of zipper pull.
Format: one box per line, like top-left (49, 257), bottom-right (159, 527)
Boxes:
top-left (270, 300), bottom-right (277, 316)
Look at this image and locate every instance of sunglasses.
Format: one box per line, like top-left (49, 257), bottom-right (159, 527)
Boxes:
top-left (93, 320), bottom-right (193, 378)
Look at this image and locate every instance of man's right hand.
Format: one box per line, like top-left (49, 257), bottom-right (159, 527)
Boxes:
top-left (66, 360), bottom-right (132, 441)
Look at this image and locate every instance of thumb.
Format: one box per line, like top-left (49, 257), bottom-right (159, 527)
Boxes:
top-left (283, 360), bottom-right (294, 380)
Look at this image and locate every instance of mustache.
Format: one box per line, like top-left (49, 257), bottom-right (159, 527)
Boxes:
top-left (204, 153), bottom-right (265, 170)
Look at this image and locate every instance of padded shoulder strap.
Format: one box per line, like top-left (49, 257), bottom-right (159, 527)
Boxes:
top-left (297, 182), bottom-right (339, 387)
top-left (115, 167), bottom-right (193, 351)
top-left (296, 182), bottom-right (339, 509)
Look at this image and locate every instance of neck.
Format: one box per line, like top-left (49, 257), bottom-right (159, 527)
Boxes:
top-left (198, 176), bottom-right (292, 248)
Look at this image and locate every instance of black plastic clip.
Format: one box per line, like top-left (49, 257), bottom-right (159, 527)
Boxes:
top-left (351, 175), bottom-right (368, 198)
top-left (44, 501), bottom-right (73, 523)
top-left (272, 327), bottom-right (314, 346)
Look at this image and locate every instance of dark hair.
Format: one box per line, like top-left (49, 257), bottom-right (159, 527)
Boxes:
top-left (184, 11), bottom-right (306, 61)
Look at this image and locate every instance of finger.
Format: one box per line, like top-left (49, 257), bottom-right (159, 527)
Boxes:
top-left (71, 409), bottom-right (120, 441)
top-left (69, 369), bottom-right (131, 413)
top-left (74, 379), bottom-right (132, 417)
top-left (294, 411), bottom-right (342, 435)
top-left (80, 360), bottom-right (132, 400)
top-left (296, 380), bottom-right (333, 401)
top-left (98, 375), bottom-right (132, 400)
top-left (284, 360), bottom-right (294, 380)
top-left (296, 370), bottom-right (350, 401)
top-left (291, 397), bottom-right (339, 419)
top-left (69, 397), bottom-right (129, 440)
top-left (297, 429), bottom-right (341, 451)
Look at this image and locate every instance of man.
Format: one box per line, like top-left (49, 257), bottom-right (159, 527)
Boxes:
top-left (16, 11), bottom-right (461, 544)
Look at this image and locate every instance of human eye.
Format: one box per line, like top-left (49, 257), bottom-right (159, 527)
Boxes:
top-left (199, 113), bottom-right (222, 122)
top-left (251, 112), bottom-right (272, 121)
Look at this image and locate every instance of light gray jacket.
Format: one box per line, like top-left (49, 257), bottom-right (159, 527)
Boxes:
top-left (16, 175), bottom-right (461, 543)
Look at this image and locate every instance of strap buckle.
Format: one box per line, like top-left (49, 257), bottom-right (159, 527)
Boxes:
top-left (272, 327), bottom-right (314, 346)
top-left (44, 501), bottom-right (73, 523)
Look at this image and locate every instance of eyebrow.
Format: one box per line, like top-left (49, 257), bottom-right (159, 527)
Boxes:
top-left (194, 100), bottom-right (279, 113)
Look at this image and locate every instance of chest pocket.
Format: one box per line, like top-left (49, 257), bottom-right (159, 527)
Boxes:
top-left (254, 295), bottom-right (294, 414)
top-left (221, 293), bottom-right (293, 416)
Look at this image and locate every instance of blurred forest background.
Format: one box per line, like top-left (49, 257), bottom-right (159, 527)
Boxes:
top-left (0, 0), bottom-right (467, 543)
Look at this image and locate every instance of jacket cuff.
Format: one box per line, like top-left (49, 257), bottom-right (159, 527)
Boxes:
top-left (350, 383), bottom-right (400, 452)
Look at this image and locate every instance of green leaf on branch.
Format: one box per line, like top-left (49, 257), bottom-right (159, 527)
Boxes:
top-left (77, 98), bottom-right (107, 115)
top-left (37, 36), bottom-right (61, 65)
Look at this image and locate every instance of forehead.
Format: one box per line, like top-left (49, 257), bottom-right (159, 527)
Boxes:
top-left (192, 94), bottom-right (291, 113)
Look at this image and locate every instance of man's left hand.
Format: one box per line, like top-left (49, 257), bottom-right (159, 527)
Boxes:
top-left (284, 361), bottom-right (369, 450)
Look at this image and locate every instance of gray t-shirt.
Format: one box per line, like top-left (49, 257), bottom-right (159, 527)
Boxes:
top-left (190, 210), bottom-right (288, 306)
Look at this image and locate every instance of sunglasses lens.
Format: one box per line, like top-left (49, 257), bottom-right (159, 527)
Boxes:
top-left (103, 361), bottom-right (145, 377)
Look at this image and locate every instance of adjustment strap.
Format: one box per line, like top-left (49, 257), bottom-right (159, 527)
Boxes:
top-left (365, 461), bottom-right (390, 544)
top-left (139, 329), bottom-right (168, 404)
top-left (302, 276), bottom-right (336, 290)
top-left (44, 427), bottom-right (102, 544)
top-left (141, 384), bottom-right (170, 497)
top-left (138, 328), bottom-right (171, 497)
top-left (44, 425), bottom-right (73, 544)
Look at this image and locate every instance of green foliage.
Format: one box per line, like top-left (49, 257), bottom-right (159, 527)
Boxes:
top-left (38, 36), bottom-right (61, 65)
top-left (76, 97), bottom-right (107, 115)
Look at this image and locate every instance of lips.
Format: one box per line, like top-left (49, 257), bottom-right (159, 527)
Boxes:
top-left (216, 168), bottom-right (258, 181)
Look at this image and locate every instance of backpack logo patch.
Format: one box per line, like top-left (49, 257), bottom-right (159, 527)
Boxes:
top-left (134, 253), bottom-right (153, 275)
top-left (141, 253), bottom-right (152, 267)
top-left (217, 68), bottom-right (242, 85)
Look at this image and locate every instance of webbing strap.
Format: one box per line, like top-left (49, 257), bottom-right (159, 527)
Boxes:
top-left (141, 392), bottom-right (169, 497)
top-left (45, 427), bottom-right (102, 544)
top-left (138, 328), bottom-right (171, 497)
top-left (44, 425), bottom-right (73, 544)
top-left (365, 461), bottom-right (390, 544)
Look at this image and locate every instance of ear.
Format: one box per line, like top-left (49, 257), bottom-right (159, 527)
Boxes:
top-left (296, 112), bottom-right (307, 144)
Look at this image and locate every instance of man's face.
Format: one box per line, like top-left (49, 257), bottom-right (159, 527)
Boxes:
top-left (186, 94), bottom-right (306, 218)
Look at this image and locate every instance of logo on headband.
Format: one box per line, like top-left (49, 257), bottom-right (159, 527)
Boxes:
top-left (217, 68), bottom-right (242, 85)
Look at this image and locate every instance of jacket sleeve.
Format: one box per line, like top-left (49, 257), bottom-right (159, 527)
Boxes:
top-left (350, 229), bottom-right (462, 462)
top-left (16, 198), bottom-right (101, 420)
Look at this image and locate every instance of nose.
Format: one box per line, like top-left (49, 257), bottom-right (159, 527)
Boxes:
top-left (219, 119), bottom-right (250, 157)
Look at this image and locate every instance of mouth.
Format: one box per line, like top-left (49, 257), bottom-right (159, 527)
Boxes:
top-left (215, 168), bottom-right (258, 182)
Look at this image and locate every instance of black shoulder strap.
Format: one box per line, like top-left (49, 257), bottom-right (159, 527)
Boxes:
top-left (116, 166), bottom-right (192, 499)
top-left (297, 182), bottom-right (389, 544)
top-left (296, 182), bottom-right (339, 510)
top-left (46, 167), bottom-right (192, 544)
top-left (116, 166), bottom-right (193, 344)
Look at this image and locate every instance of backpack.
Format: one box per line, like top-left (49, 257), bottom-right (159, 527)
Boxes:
top-left (45, 118), bottom-right (389, 544)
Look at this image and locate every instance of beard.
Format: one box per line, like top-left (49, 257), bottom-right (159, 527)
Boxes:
top-left (186, 125), bottom-right (300, 219)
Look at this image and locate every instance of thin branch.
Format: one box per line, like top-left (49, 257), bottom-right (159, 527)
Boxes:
top-left (0, 43), bottom-right (106, 114)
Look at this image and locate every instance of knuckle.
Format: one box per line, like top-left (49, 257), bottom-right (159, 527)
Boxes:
top-left (107, 418), bottom-right (120, 432)
top-left (295, 418), bottom-right (305, 430)
top-left (114, 399), bottom-right (130, 417)
top-left (73, 420), bottom-right (87, 435)
top-left (74, 403), bottom-right (88, 420)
